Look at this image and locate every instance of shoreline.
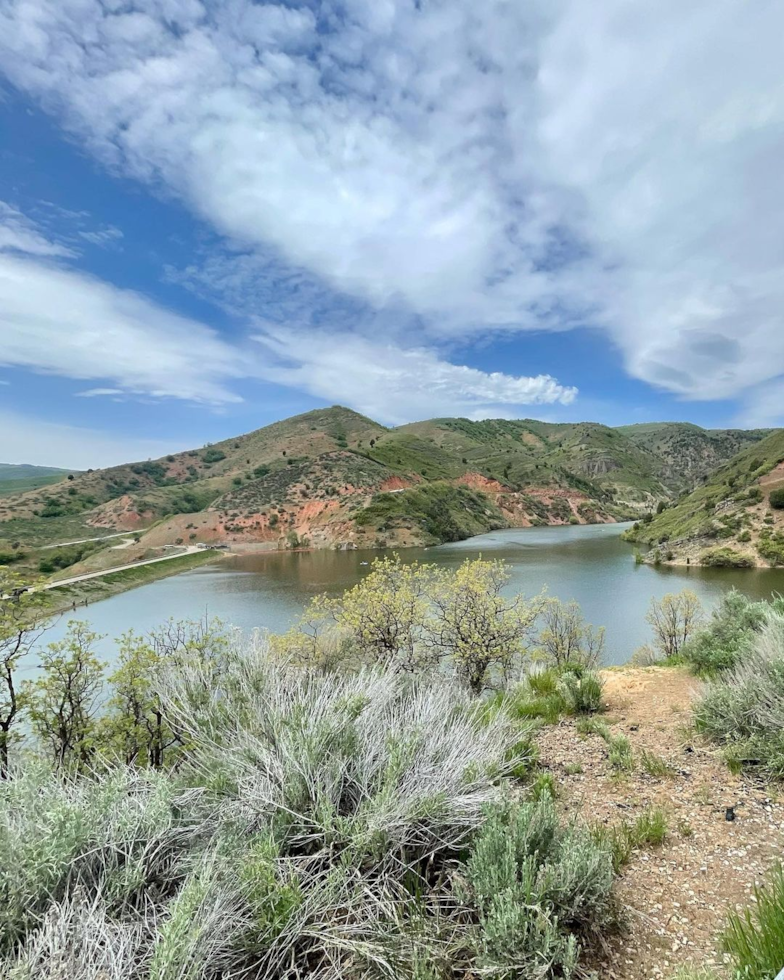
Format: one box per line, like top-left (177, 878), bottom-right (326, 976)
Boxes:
top-left (41, 549), bottom-right (226, 617)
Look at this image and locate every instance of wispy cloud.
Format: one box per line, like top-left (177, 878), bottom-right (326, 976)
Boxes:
top-left (0, 250), bottom-right (248, 404)
top-left (74, 387), bottom-right (125, 398)
top-left (0, 201), bottom-right (77, 258)
top-left (0, 0), bottom-right (782, 421)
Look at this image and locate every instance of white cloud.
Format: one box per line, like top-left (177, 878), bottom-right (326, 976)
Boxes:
top-left (0, 251), bottom-right (248, 404)
top-left (78, 225), bottom-right (123, 247)
top-left (0, 0), bottom-right (781, 418)
top-left (0, 409), bottom-right (182, 469)
top-left (74, 388), bottom-right (125, 398)
top-left (0, 201), bottom-right (76, 258)
top-left (253, 328), bottom-right (576, 424)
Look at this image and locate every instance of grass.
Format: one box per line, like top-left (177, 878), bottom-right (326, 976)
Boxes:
top-left (592, 807), bottom-right (668, 871)
top-left (575, 716), bottom-right (635, 772)
top-left (639, 749), bottom-right (675, 778)
top-left (505, 668), bottom-right (605, 725)
top-left (724, 863), bottom-right (784, 980)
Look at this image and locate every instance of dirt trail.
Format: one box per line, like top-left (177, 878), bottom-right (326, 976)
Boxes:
top-left (40, 546), bottom-right (205, 590)
top-left (536, 667), bottom-right (784, 979)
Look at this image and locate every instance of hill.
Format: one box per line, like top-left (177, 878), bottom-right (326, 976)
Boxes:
top-left (616, 422), bottom-right (770, 491)
top-left (623, 428), bottom-right (784, 567)
top-left (0, 462), bottom-right (72, 497)
top-left (0, 408), bottom-right (773, 578)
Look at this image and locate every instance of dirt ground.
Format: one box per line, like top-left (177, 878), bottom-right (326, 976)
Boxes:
top-left (535, 667), bottom-right (784, 979)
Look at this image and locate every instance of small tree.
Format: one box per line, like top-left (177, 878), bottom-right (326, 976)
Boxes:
top-left (0, 571), bottom-right (51, 777)
top-left (645, 591), bottom-right (703, 661)
top-left (537, 598), bottom-right (605, 671)
top-left (103, 631), bottom-right (176, 768)
top-left (426, 559), bottom-right (544, 694)
top-left (26, 622), bottom-right (105, 770)
top-left (770, 487), bottom-right (784, 510)
top-left (331, 555), bottom-right (435, 671)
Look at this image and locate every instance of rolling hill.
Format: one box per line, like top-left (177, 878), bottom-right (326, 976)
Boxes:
top-left (623, 428), bottom-right (784, 567)
top-left (0, 408), bottom-right (774, 577)
top-left (0, 463), bottom-right (72, 497)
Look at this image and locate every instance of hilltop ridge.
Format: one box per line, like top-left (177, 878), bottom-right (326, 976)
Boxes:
top-left (0, 407), bottom-right (774, 580)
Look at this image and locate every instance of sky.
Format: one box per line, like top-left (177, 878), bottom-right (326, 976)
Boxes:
top-left (0, 0), bottom-right (783, 469)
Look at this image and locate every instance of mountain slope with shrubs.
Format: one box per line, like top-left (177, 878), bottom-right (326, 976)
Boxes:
top-left (0, 409), bottom-right (771, 573)
top-left (624, 427), bottom-right (784, 567)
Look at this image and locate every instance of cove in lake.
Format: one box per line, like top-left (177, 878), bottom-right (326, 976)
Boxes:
top-left (39, 523), bottom-right (784, 671)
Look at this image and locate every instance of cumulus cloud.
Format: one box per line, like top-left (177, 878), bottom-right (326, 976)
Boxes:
top-left (0, 0), bottom-right (781, 419)
top-left (0, 250), bottom-right (247, 404)
top-left (0, 409), bottom-right (183, 469)
top-left (253, 328), bottom-right (576, 424)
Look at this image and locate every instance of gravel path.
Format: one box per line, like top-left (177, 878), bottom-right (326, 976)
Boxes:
top-left (535, 667), bottom-right (784, 979)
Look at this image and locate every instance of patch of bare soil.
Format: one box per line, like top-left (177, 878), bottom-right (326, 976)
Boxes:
top-left (535, 667), bottom-right (784, 979)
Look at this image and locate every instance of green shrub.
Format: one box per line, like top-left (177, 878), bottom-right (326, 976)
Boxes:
top-left (758, 534), bottom-right (784, 566)
top-left (699, 547), bottom-right (755, 568)
top-left (557, 669), bottom-right (604, 714)
top-left (769, 487), bottom-right (784, 510)
top-left (682, 590), bottom-right (782, 674)
top-left (723, 863), bottom-right (784, 979)
top-left (507, 667), bottom-right (604, 724)
top-left (695, 614), bottom-right (784, 778)
top-left (461, 795), bottom-right (615, 977)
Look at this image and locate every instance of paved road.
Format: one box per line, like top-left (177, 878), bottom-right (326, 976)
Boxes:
top-left (42, 546), bottom-right (204, 590)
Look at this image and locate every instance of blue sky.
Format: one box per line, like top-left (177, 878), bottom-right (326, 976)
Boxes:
top-left (0, 0), bottom-right (782, 468)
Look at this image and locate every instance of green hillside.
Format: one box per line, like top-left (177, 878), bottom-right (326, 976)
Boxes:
top-left (624, 428), bottom-right (784, 567)
top-left (616, 423), bottom-right (770, 490)
top-left (0, 463), bottom-right (72, 497)
top-left (0, 407), bottom-right (772, 560)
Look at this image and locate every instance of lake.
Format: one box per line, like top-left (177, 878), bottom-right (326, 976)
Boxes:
top-left (38, 523), bottom-right (784, 670)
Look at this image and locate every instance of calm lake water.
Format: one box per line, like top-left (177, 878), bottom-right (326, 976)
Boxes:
top-left (39, 523), bottom-right (784, 670)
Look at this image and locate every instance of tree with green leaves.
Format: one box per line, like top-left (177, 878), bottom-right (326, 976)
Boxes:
top-left (426, 559), bottom-right (544, 694)
top-left (103, 631), bottom-right (176, 768)
top-left (537, 598), bottom-right (605, 671)
top-left (25, 621), bottom-right (105, 770)
top-left (646, 590), bottom-right (703, 661)
top-left (0, 570), bottom-right (51, 777)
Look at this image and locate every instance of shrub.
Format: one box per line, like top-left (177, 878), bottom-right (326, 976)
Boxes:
top-left (770, 487), bottom-right (784, 510)
top-left (699, 547), bottom-right (755, 568)
top-left (723, 863), bottom-right (784, 980)
top-left (694, 614), bottom-right (784, 777)
top-left (2, 646), bottom-right (545, 980)
top-left (461, 794), bottom-right (615, 977)
top-left (682, 590), bottom-right (782, 674)
top-left (557, 669), bottom-right (604, 714)
top-left (506, 667), bottom-right (604, 723)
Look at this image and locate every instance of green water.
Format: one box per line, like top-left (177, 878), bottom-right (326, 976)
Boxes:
top-left (41, 523), bottom-right (784, 667)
